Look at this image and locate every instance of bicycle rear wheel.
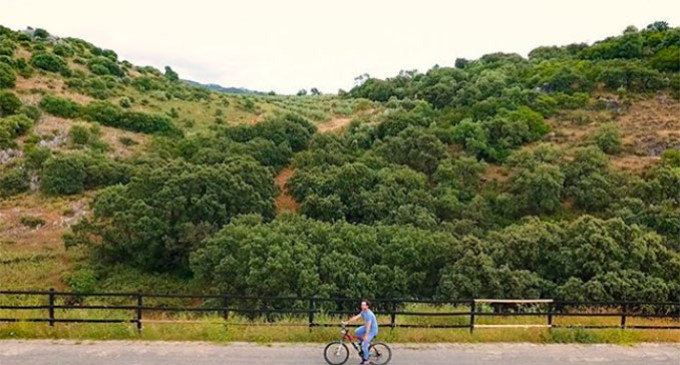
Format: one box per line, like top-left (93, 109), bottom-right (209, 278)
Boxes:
top-left (323, 341), bottom-right (350, 365)
top-left (369, 342), bottom-right (392, 365)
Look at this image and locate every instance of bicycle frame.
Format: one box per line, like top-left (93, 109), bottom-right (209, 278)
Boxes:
top-left (340, 324), bottom-right (371, 357)
top-left (341, 325), bottom-right (361, 352)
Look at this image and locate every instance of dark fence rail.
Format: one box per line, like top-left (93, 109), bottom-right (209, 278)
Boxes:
top-left (1, 289), bottom-right (679, 333)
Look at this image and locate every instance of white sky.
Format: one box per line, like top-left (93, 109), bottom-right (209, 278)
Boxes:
top-left (2, 0), bottom-right (679, 94)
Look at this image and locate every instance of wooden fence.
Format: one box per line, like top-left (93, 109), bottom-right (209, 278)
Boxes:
top-left (1, 289), bottom-right (678, 333)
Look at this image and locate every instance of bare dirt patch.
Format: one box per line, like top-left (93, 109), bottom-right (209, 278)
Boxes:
top-left (317, 118), bottom-right (351, 133)
top-left (274, 168), bottom-right (299, 214)
top-left (482, 164), bottom-right (510, 183)
top-left (546, 95), bottom-right (680, 172)
top-left (15, 75), bottom-right (94, 104)
top-left (0, 194), bottom-right (90, 249)
top-left (27, 115), bottom-right (148, 158)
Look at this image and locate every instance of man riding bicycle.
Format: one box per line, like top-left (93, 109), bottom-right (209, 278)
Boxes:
top-left (343, 299), bottom-right (379, 365)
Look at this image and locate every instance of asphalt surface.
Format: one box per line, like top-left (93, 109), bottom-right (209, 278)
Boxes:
top-left (0, 340), bottom-right (678, 365)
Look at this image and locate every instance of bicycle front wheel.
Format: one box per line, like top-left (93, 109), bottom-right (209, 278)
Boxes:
top-left (369, 342), bottom-right (392, 365)
top-left (323, 341), bottom-right (350, 365)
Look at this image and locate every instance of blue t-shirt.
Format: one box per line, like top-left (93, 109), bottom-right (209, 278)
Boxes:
top-left (361, 309), bottom-right (379, 335)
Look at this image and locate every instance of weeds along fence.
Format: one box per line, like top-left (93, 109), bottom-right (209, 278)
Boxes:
top-left (0, 289), bottom-right (679, 333)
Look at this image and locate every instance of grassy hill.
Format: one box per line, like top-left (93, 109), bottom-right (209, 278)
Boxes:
top-left (0, 22), bottom-right (679, 308)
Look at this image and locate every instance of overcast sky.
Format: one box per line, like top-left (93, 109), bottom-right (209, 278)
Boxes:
top-left (2, 1), bottom-right (679, 94)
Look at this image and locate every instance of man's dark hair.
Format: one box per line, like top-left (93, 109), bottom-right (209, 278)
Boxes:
top-left (361, 299), bottom-right (370, 307)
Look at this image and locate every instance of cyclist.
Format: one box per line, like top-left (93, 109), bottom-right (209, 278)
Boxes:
top-left (343, 299), bottom-right (379, 365)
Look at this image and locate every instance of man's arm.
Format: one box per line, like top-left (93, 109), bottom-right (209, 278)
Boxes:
top-left (343, 313), bottom-right (362, 324)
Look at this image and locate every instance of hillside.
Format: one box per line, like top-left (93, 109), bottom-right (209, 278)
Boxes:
top-left (181, 79), bottom-right (265, 95)
top-left (0, 23), bottom-right (679, 304)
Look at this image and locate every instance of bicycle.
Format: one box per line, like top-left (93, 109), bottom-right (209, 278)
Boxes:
top-left (323, 323), bottom-right (392, 365)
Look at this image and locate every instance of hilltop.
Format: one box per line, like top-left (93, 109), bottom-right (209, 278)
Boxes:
top-left (181, 79), bottom-right (265, 95)
top-left (0, 22), bottom-right (678, 305)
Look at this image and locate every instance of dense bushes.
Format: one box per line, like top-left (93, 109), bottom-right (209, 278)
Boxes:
top-left (0, 62), bottom-right (15, 88)
top-left (650, 46), bottom-right (680, 72)
top-left (191, 215), bottom-right (458, 298)
top-left (45, 21), bottom-right (679, 303)
top-left (188, 214), bottom-right (679, 301)
top-left (349, 23), bottom-right (678, 162)
top-left (0, 114), bottom-right (33, 147)
top-left (592, 123), bottom-right (622, 154)
top-left (40, 153), bottom-right (130, 195)
top-left (0, 91), bottom-right (21, 116)
top-left (40, 94), bottom-right (81, 118)
top-left (0, 167), bottom-right (30, 198)
top-left (82, 101), bottom-right (179, 135)
top-left (39, 97), bottom-right (179, 135)
top-left (288, 162), bottom-right (442, 227)
top-left (68, 159), bottom-right (278, 273)
top-left (52, 42), bottom-right (74, 57)
top-left (30, 52), bottom-right (67, 73)
top-left (375, 127), bottom-right (447, 175)
top-left (231, 113), bottom-right (316, 152)
top-left (87, 56), bottom-right (124, 77)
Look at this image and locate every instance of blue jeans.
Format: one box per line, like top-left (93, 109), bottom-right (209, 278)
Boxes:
top-left (354, 325), bottom-right (376, 361)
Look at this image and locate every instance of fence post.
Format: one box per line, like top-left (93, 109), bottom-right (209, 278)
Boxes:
top-left (136, 291), bottom-right (143, 333)
top-left (222, 294), bottom-right (230, 328)
top-left (48, 288), bottom-right (55, 327)
top-left (469, 299), bottom-right (475, 334)
top-left (547, 301), bottom-right (553, 329)
top-left (390, 300), bottom-right (396, 329)
top-left (308, 298), bottom-right (315, 329)
top-left (620, 303), bottom-right (627, 329)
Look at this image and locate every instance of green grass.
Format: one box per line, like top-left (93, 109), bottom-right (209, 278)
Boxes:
top-left (1, 316), bottom-right (677, 343)
top-left (0, 301), bottom-right (677, 343)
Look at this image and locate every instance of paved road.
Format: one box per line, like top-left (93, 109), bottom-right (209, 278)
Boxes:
top-left (0, 340), bottom-right (678, 365)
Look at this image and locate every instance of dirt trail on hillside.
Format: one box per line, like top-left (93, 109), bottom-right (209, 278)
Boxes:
top-left (272, 117), bottom-right (351, 214)
top-left (274, 168), bottom-right (298, 214)
top-left (317, 118), bottom-right (351, 133)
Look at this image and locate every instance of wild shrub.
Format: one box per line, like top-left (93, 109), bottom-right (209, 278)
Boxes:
top-left (40, 153), bottom-right (130, 195)
top-left (82, 100), bottom-right (179, 135)
top-left (87, 56), bottom-right (124, 77)
top-left (53, 43), bottom-right (74, 57)
top-left (0, 167), bottom-right (30, 198)
top-left (0, 62), bottom-right (15, 88)
top-left (0, 91), bottom-right (21, 116)
top-left (39, 94), bottom-right (81, 118)
top-left (592, 123), bottom-right (622, 154)
top-left (30, 52), bottom-right (67, 72)
top-left (0, 114), bottom-right (33, 148)
top-left (19, 215), bottom-right (46, 228)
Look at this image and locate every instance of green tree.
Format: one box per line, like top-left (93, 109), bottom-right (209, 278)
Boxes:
top-left (510, 162), bottom-right (565, 215)
top-left (375, 127), bottom-right (447, 176)
top-left (164, 66), bottom-right (179, 82)
top-left (563, 147), bottom-right (618, 211)
top-left (69, 159), bottom-right (277, 273)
